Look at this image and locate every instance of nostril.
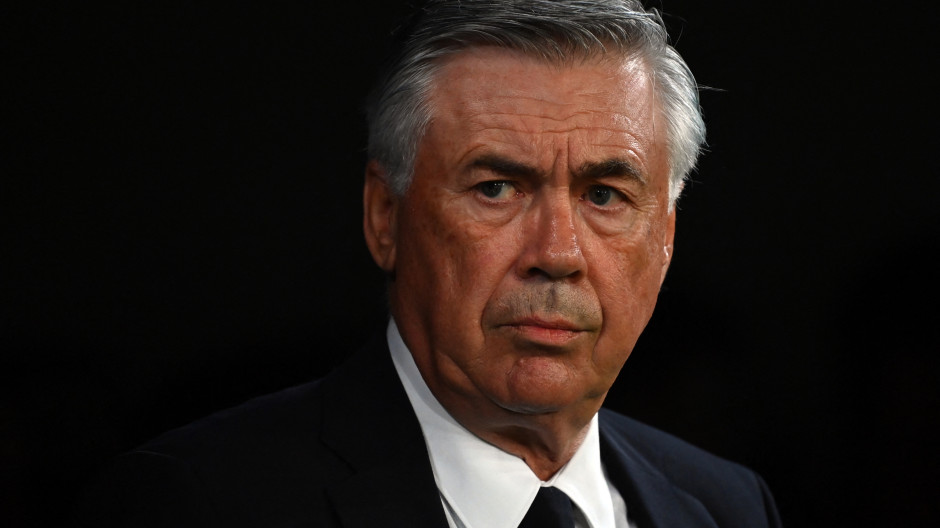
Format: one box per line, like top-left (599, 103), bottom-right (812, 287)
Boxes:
top-left (525, 266), bottom-right (548, 279)
top-left (524, 262), bottom-right (582, 281)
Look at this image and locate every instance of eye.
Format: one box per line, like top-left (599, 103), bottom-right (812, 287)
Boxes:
top-left (584, 185), bottom-right (624, 207)
top-left (475, 181), bottom-right (517, 200)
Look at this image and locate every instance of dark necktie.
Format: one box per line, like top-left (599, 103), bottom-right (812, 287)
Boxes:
top-left (518, 486), bottom-right (576, 528)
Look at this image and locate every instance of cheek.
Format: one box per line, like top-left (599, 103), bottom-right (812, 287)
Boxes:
top-left (448, 212), bottom-right (521, 280)
top-left (597, 233), bottom-right (660, 287)
top-left (404, 207), bottom-right (516, 313)
top-left (591, 235), bottom-right (665, 333)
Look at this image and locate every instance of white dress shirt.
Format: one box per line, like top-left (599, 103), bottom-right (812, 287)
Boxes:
top-left (387, 320), bottom-right (636, 528)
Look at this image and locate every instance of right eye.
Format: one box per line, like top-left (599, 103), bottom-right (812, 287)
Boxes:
top-left (475, 181), bottom-right (517, 200)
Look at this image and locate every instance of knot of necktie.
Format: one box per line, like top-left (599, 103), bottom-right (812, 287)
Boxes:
top-left (518, 486), bottom-right (575, 528)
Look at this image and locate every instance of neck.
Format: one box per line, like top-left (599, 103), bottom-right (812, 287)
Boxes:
top-left (476, 416), bottom-right (594, 480)
top-left (388, 314), bottom-right (606, 480)
top-left (427, 375), bottom-right (601, 480)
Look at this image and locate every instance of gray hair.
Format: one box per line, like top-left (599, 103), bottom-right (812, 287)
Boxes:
top-left (366, 0), bottom-right (705, 206)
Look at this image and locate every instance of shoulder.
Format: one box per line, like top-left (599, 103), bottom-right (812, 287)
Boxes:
top-left (599, 408), bottom-right (750, 480)
top-left (140, 379), bottom-right (329, 461)
top-left (127, 332), bottom-right (393, 468)
top-left (76, 379), bottom-right (348, 527)
top-left (76, 337), bottom-right (415, 527)
top-left (598, 409), bottom-right (783, 527)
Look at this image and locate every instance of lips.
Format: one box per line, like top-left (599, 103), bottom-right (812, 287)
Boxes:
top-left (484, 285), bottom-right (602, 346)
top-left (506, 316), bottom-right (582, 332)
top-left (500, 315), bottom-right (590, 347)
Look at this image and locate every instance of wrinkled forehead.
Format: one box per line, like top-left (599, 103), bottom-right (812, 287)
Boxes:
top-left (428, 46), bottom-right (660, 125)
top-left (406, 47), bottom-right (673, 200)
top-left (423, 47), bottom-right (667, 173)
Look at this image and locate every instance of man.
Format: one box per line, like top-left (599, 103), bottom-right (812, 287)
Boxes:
top-left (78, 1), bottom-right (782, 526)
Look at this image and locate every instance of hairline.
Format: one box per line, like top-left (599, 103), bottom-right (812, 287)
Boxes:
top-left (392, 44), bottom-right (681, 206)
top-left (366, 3), bottom-right (704, 212)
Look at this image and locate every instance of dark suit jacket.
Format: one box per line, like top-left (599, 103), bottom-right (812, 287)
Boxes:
top-left (77, 336), bottom-right (782, 527)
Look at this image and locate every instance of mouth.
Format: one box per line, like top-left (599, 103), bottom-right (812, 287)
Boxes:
top-left (500, 316), bottom-right (589, 347)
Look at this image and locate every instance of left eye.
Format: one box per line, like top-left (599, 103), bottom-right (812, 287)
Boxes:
top-left (475, 181), bottom-right (516, 200)
top-left (584, 185), bottom-right (622, 206)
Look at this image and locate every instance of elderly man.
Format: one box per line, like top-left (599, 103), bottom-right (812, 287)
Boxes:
top-left (79, 1), bottom-right (782, 527)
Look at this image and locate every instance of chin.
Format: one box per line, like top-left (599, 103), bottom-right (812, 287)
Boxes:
top-left (496, 400), bottom-right (570, 416)
top-left (495, 380), bottom-right (586, 417)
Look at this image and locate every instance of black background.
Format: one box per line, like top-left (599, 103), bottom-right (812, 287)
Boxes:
top-left (5, 1), bottom-right (938, 526)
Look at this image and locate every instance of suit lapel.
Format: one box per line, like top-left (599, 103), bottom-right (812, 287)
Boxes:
top-left (317, 336), bottom-right (720, 528)
top-left (319, 336), bottom-right (449, 528)
top-left (599, 415), bottom-right (719, 528)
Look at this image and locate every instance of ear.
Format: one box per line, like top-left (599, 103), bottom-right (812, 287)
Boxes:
top-left (363, 160), bottom-right (398, 273)
top-left (660, 208), bottom-right (676, 285)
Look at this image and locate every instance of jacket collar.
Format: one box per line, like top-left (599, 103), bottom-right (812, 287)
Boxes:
top-left (316, 334), bottom-right (717, 528)
top-left (319, 335), bottom-right (450, 528)
top-left (598, 412), bottom-right (718, 528)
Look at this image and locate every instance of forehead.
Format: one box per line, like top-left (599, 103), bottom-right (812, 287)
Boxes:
top-left (425, 47), bottom-right (666, 179)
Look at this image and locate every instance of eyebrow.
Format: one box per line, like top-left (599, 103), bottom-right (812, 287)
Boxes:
top-left (574, 159), bottom-right (647, 186)
top-left (468, 155), bottom-right (541, 178)
top-left (468, 154), bottom-right (647, 185)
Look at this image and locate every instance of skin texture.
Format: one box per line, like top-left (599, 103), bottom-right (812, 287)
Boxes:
top-left (364, 47), bottom-right (675, 479)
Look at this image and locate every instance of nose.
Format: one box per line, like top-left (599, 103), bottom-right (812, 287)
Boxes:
top-left (517, 189), bottom-right (587, 280)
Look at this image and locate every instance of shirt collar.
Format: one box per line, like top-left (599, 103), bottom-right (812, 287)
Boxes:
top-left (387, 319), bottom-right (616, 528)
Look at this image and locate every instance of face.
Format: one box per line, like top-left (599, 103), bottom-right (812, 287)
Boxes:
top-left (365, 47), bottom-right (675, 422)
